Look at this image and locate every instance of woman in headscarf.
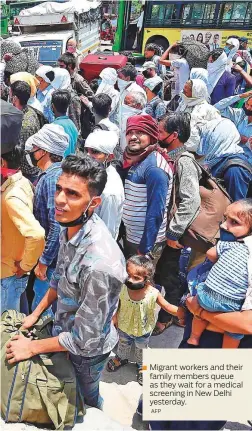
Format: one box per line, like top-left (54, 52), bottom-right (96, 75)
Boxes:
top-left (96, 67), bottom-right (119, 122)
top-left (207, 48), bottom-right (236, 104)
top-left (10, 71), bottom-right (43, 114)
top-left (224, 37), bottom-right (240, 72)
top-left (197, 117), bottom-right (252, 201)
top-left (176, 78), bottom-right (220, 152)
top-left (52, 67), bottom-right (81, 131)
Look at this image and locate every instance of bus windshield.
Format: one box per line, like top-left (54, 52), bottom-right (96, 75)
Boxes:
top-left (20, 40), bottom-right (63, 66)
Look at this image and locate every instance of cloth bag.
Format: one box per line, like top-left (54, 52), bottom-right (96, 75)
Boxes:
top-left (1, 310), bottom-right (85, 430)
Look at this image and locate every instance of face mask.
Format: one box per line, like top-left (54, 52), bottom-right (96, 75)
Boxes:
top-left (26, 149), bottom-right (44, 167)
top-left (219, 227), bottom-right (236, 242)
top-left (242, 104), bottom-right (252, 117)
top-left (97, 78), bottom-right (102, 85)
top-left (67, 46), bottom-right (76, 54)
top-left (118, 77), bottom-right (130, 92)
top-left (142, 70), bottom-right (151, 79)
top-left (224, 46), bottom-right (231, 55)
top-left (58, 198), bottom-right (93, 228)
top-left (125, 278), bottom-right (146, 291)
top-left (159, 133), bottom-right (174, 148)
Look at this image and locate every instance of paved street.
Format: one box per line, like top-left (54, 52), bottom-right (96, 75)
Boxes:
top-left (101, 324), bottom-right (251, 431)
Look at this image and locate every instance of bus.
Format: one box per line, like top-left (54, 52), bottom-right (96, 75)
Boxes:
top-left (113, 0), bottom-right (252, 54)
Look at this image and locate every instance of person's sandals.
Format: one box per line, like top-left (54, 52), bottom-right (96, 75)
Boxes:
top-left (137, 367), bottom-right (143, 386)
top-left (172, 316), bottom-right (186, 328)
top-left (106, 355), bottom-right (128, 372)
top-left (152, 318), bottom-right (173, 336)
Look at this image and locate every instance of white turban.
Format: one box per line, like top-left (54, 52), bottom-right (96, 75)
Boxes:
top-left (25, 124), bottom-right (69, 157)
top-left (36, 65), bottom-right (54, 83)
top-left (52, 67), bottom-right (71, 90)
top-left (85, 130), bottom-right (119, 154)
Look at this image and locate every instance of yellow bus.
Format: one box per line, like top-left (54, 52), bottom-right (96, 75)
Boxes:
top-left (113, 1), bottom-right (252, 54)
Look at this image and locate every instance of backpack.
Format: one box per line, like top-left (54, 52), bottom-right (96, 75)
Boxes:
top-left (1, 310), bottom-right (85, 430)
top-left (169, 154), bottom-right (232, 253)
top-left (80, 99), bottom-right (95, 140)
top-left (29, 106), bottom-right (48, 129)
top-left (217, 157), bottom-right (252, 198)
top-left (92, 122), bottom-right (110, 132)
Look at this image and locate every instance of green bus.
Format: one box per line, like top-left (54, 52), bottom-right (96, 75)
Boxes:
top-left (113, 0), bottom-right (252, 54)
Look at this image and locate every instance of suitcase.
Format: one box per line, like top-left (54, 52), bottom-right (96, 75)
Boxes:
top-left (79, 53), bottom-right (128, 82)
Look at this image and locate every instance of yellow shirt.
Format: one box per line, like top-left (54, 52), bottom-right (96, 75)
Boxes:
top-left (118, 285), bottom-right (159, 337)
top-left (1, 172), bottom-right (45, 278)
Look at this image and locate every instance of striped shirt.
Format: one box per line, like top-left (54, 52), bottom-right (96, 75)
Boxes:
top-left (122, 151), bottom-right (173, 254)
top-left (206, 241), bottom-right (249, 301)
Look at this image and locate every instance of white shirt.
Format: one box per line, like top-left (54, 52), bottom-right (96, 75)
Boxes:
top-left (99, 118), bottom-right (120, 137)
top-left (137, 11), bottom-right (144, 30)
top-left (171, 58), bottom-right (190, 94)
top-left (95, 165), bottom-right (125, 239)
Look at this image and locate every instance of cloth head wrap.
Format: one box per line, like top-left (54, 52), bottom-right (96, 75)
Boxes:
top-left (36, 65), bottom-right (55, 83)
top-left (197, 118), bottom-right (243, 168)
top-left (190, 68), bottom-right (209, 86)
top-left (126, 114), bottom-right (159, 143)
top-left (52, 67), bottom-right (71, 90)
top-left (99, 67), bottom-right (118, 86)
top-left (144, 76), bottom-right (163, 92)
top-left (25, 124), bottom-right (69, 157)
top-left (10, 72), bottom-right (39, 97)
top-left (85, 130), bottom-right (119, 154)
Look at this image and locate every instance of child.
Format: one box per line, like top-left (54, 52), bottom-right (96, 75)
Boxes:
top-left (188, 198), bottom-right (252, 348)
top-left (106, 255), bottom-right (178, 385)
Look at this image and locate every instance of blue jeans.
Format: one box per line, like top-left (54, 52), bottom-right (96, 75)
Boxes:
top-left (1, 275), bottom-right (28, 314)
top-left (32, 267), bottom-right (55, 318)
top-left (70, 352), bottom-right (110, 409)
top-left (197, 283), bottom-right (244, 340)
top-left (117, 328), bottom-right (151, 367)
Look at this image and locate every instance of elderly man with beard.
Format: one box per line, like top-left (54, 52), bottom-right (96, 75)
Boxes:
top-left (122, 114), bottom-right (173, 262)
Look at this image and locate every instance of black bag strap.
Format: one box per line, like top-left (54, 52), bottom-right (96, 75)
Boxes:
top-left (93, 122), bottom-right (110, 132)
top-left (218, 157), bottom-right (252, 176)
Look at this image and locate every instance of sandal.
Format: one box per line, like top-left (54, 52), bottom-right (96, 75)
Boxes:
top-left (173, 316), bottom-right (186, 328)
top-left (137, 368), bottom-right (143, 386)
top-left (106, 355), bottom-right (128, 372)
top-left (152, 319), bottom-right (173, 336)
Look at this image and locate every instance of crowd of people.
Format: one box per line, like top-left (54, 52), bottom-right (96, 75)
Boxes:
top-left (1, 34), bottom-right (252, 431)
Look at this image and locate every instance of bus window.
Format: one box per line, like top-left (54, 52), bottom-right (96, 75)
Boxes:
top-left (181, 3), bottom-right (205, 25)
top-left (150, 4), bottom-right (166, 23)
top-left (245, 3), bottom-right (252, 22)
top-left (203, 4), bottom-right (216, 23)
top-left (164, 4), bottom-right (176, 22)
top-left (222, 2), bottom-right (249, 24)
top-left (181, 4), bottom-right (192, 24)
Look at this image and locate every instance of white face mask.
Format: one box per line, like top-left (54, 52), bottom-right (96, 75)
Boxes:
top-left (26, 153), bottom-right (34, 168)
top-left (117, 77), bottom-right (130, 92)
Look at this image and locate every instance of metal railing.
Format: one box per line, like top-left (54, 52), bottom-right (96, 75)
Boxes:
top-left (145, 17), bottom-right (252, 28)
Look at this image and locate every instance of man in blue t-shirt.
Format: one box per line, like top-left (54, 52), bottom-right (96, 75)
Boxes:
top-left (52, 89), bottom-right (78, 156)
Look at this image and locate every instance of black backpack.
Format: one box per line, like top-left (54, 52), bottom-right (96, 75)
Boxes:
top-left (92, 122), bottom-right (110, 132)
top-left (218, 157), bottom-right (252, 198)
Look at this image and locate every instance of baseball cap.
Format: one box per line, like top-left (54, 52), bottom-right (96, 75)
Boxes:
top-left (138, 61), bottom-right (156, 73)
